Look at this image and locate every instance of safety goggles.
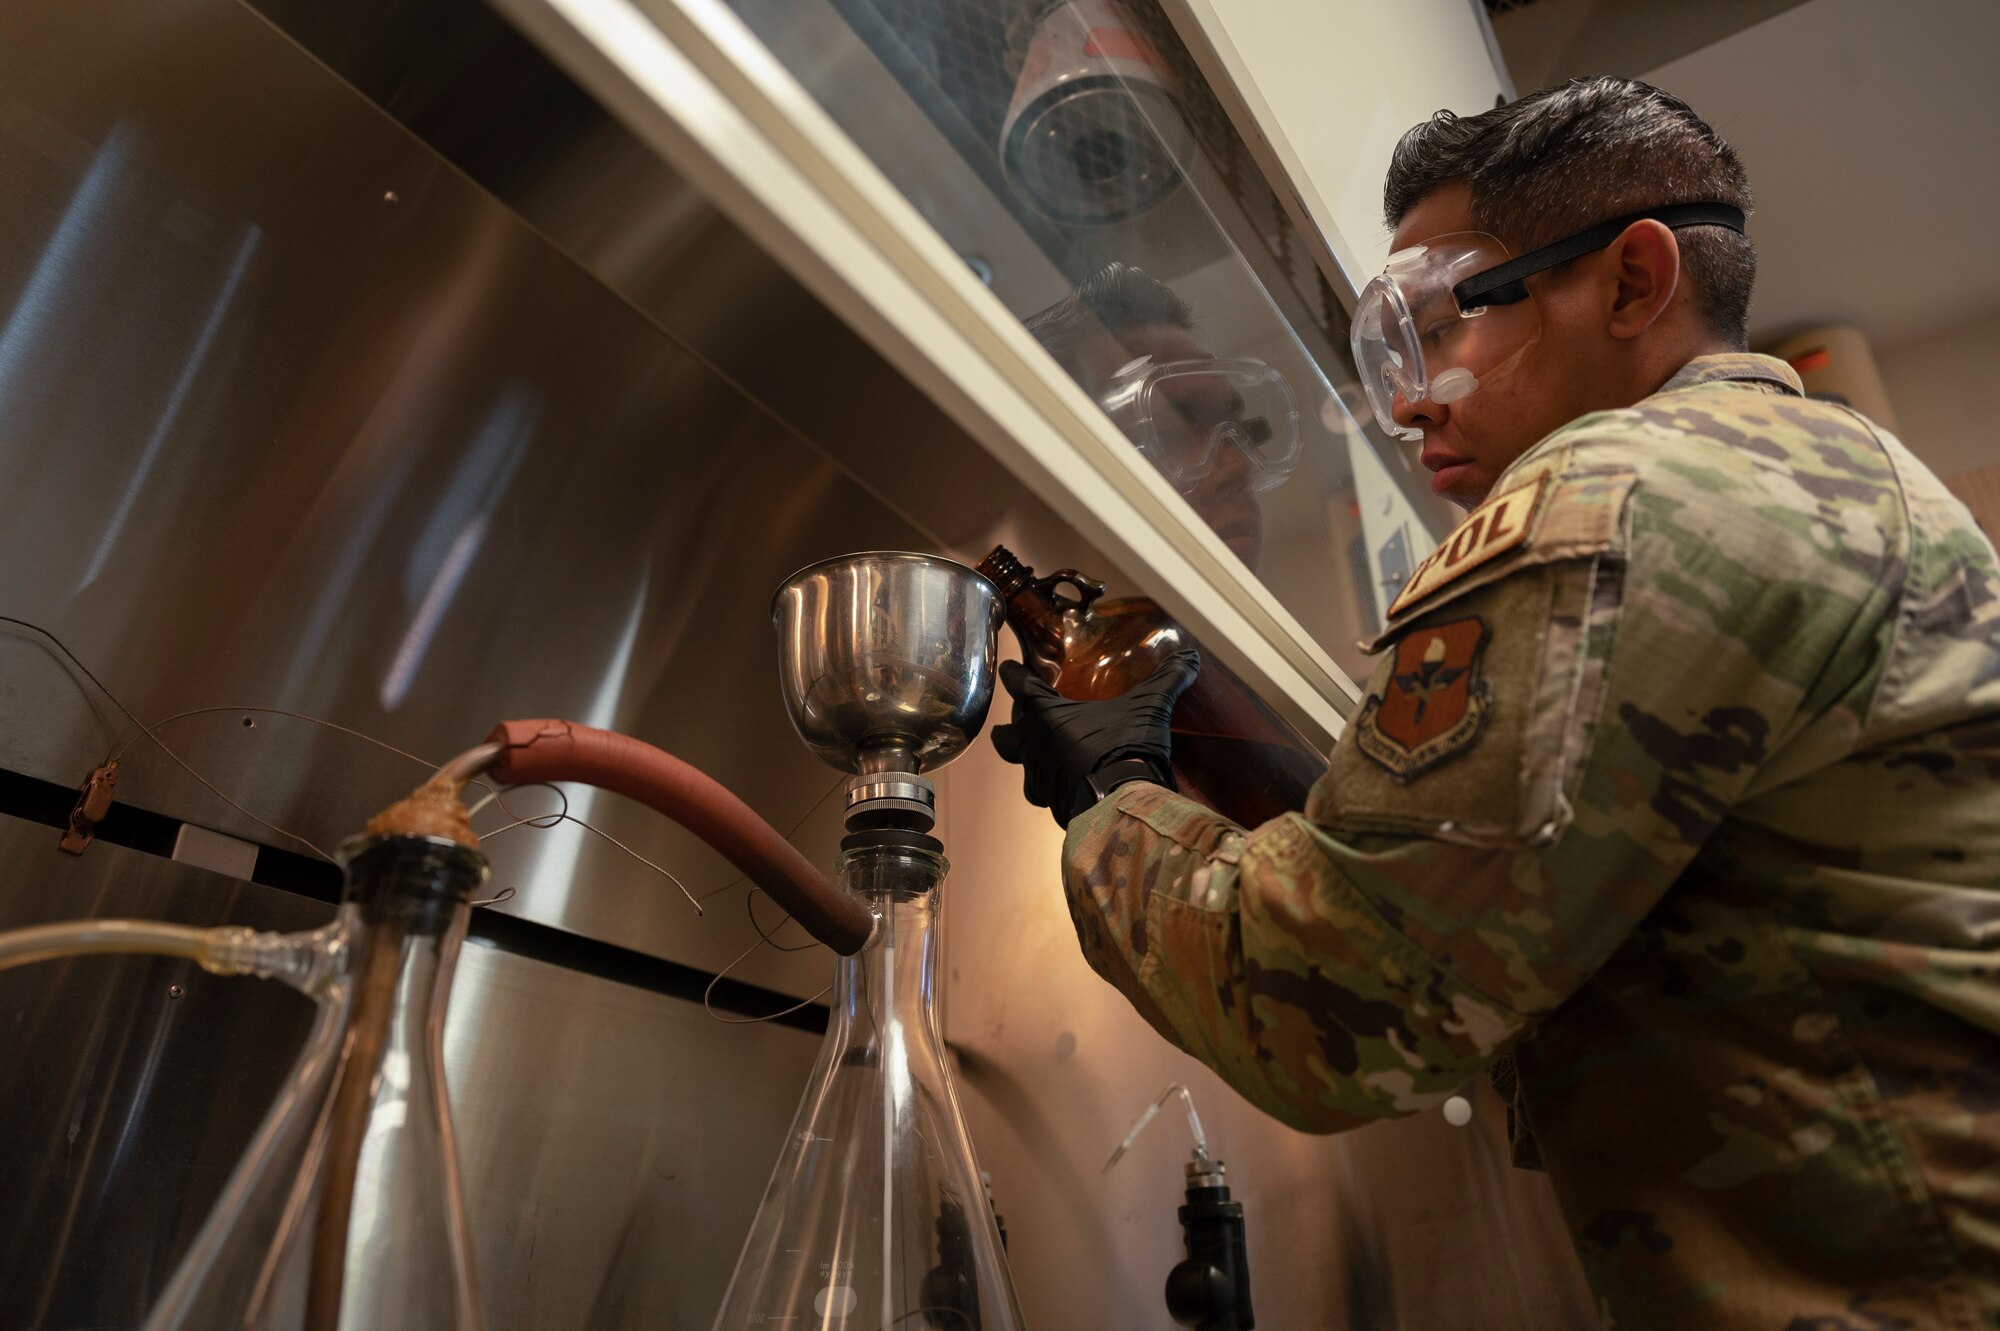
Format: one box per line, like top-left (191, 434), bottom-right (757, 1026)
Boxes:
top-left (1098, 356), bottom-right (1302, 495)
top-left (1351, 202), bottom-right (1746, 442)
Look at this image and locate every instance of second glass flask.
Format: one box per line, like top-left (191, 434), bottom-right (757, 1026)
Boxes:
top-left (143, 833), bottom-right (486, 1331)
top-left (713, 832), bottom-right (1024, 1330)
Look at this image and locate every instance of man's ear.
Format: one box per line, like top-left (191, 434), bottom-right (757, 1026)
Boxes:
top-left (1604, 219), bottom-right (1681, 339)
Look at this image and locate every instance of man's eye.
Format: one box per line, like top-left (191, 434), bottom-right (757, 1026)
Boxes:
top-left (1170, 387), bottom-right (1239, 430)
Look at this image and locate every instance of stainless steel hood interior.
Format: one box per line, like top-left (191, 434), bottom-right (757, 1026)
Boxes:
top-left (0, 0), bottom-right (1109, 1000)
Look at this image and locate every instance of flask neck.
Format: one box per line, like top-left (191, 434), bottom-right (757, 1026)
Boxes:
top-left (311, 835), bottom-right (488, 1327)
top-left (330, 834), bottom-right (486, 1050)
top-left (329, 836), bottom-right (480, 1052)
top-left (338, 834), bottom-right (487, 937)
top-left (831, 841), bottom-right (946, 1039)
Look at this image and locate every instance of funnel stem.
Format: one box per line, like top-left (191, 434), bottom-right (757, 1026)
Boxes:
top-left (856, 744), bottom-right (919, 777)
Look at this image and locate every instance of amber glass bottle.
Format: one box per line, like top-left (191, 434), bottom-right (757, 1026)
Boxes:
top-left (977, 546), bottom-right (1327, 827)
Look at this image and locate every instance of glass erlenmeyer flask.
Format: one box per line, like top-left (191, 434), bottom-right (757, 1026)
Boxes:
top-left (143, 833), bottom-right (487, 1331)
top-left (714, 831), bottom-right (1024, 1330)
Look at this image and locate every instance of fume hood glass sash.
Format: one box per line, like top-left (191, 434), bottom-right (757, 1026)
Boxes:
top-left (490, 0), bottom-right (1363, 748)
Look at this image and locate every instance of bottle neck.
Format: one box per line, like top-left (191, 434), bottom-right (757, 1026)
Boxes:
top-left (977, 545), bottom-right (1066, 668)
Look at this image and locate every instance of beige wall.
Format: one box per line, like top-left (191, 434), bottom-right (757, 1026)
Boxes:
top-left (1876, 309), bottom-right (2000, 482)
top-left (1943, 464), bottom-right (2000, 544)
top-left (931, 742), bottom-right (1600, 1329)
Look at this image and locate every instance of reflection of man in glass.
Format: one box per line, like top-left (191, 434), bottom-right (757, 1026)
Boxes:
top-left (1025, 264), bottom-right (1301, 568)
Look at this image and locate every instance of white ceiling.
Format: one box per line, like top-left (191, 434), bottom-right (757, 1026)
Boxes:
top-left (1642, 0), bottom-right (2000, 351)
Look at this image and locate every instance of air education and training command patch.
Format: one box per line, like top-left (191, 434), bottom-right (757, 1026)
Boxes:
top-left (1354, 617), bottom-right (1492, 782)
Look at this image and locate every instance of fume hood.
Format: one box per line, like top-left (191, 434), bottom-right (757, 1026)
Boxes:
top-left (0, 0), bottom-right (1598, 1326)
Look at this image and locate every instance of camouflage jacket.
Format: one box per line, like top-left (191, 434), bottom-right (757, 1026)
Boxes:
top-left (1063, 354), bottom-right (2000, 1328)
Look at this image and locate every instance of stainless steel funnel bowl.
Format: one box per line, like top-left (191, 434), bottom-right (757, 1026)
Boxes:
top-left (772, 552), bottom-right (1003, 777)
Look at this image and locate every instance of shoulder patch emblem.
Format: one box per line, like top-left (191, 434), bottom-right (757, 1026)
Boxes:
top-left (1388, 474), bottom-right (1547, 619)
top-left (1354, 617), bottom-right (1491, 782)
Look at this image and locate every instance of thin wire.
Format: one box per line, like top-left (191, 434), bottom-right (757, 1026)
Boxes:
top-left (697, 774), bottom-right (847, 902)
top-left (464, 783), bottom-right (563, 911)
top-left (746, 887), bottom-right (818, 953)
top-left (474, 781), bottom-right (703, 916)
top-left (702, 967), bottom-right (830, 1026)
top-left (703, 889), bottom-right (831, 1024)
top-left (115, 705), bottom-right (706, 915)
top-left (108, 704), bottom-right (431, 768)
top-left (107, 701), bottom-right (527, 829)
top-left (565, 811), bottom-right (702, 915)
top-left (474, 782), bottom-right (572, 835)
top-left (8, 617), bottom-right (705, 918)
top-left (0, 617), bottom-right (334, 860)
top-left (109, 703), bottom-right (510, 820)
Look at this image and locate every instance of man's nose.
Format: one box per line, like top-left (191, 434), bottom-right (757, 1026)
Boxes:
top-left (1212, 428), bottom-right (1254, 477)
top-left (1391, 389), bottom-right (1443, 435)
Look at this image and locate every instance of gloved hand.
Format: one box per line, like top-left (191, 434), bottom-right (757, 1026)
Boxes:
top-left (989, 649), bottom-right (1201, 828)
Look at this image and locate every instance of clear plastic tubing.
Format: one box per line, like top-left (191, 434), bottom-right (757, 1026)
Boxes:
top-left (0, 918), bottom-right (216, 968)
top-left (0, 918), bottom-right (338, 991)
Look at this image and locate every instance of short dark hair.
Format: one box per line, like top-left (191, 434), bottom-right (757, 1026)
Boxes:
top-left (1384, 77), bottom-right (1756, 347)
top-left (1025, 262), bottom-right (1194, 378)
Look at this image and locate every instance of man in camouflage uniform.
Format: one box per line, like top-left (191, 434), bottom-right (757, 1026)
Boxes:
top-left (993, 77), bottom-right (2000, 1327)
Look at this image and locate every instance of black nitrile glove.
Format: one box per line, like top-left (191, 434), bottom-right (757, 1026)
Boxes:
top-left (989, 649), bottom-right (1201, 829)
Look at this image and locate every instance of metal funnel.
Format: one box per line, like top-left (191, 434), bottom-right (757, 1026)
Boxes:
top-left (772, 552), bottom-right (1003, 782)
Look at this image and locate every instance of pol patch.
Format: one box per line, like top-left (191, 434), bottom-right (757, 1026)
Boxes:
top-left (1354, 617), bottom-right (1492, 782)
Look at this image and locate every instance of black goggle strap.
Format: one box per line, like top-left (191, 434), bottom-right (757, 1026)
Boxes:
top-left (1452, 202), bottom-right (1747, 312)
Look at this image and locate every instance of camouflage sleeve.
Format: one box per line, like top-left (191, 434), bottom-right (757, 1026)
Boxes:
top-left (1061, 443), bottom-right (1890, 1133)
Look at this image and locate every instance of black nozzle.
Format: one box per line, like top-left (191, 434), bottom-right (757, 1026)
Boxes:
top-left (1165, 1169), bottom-right (1254, 1330)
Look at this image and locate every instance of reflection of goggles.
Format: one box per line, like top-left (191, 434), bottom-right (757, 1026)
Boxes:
top-left (1352, 203), bottom-right (1746, 442)
top-left (1098, 356), bottom-right (1301, 494)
